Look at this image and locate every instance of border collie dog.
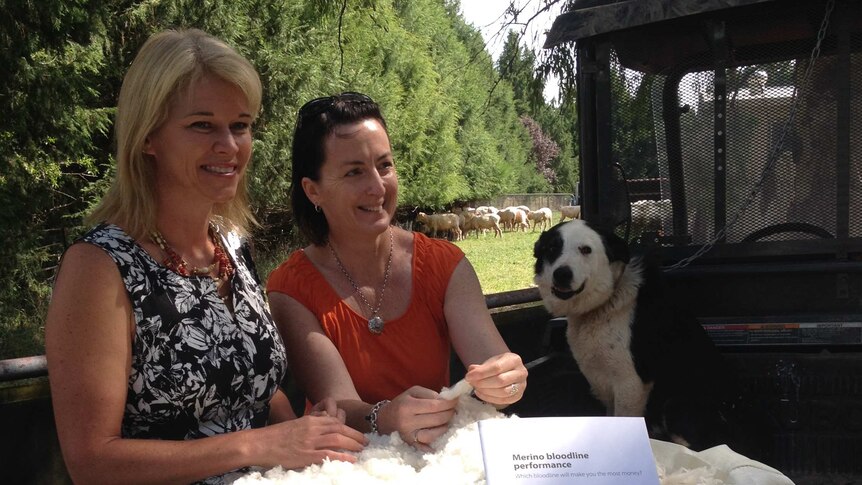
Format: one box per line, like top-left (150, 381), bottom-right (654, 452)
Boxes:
top-left (533, 219), bottom-right (734, 450)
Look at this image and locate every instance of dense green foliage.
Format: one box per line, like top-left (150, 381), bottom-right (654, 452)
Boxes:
top-left (498, 30), bottom-right (579, 194)
top-left (0, 0), bottom-right (579, 358)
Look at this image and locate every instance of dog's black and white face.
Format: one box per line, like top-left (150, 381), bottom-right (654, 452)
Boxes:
top-left (533, 220), bottom-right (630, 316)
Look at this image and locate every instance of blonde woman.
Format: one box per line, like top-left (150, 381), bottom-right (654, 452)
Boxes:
top-left (45, 29), bottom-right (365, 484)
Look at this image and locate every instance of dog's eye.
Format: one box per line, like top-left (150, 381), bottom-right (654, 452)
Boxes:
top-left (579, 245), bottom-right (592, 255)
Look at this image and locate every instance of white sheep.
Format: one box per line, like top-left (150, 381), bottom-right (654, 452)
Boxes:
top-left (559, 205), bottom-right (581, 222)
top-left (415, 212), bottom-right (462, 241)
top-left (527, 207), bottom-right (553, 232)
top-left (474, 206), bottom-right (499, 216)
top-left (463, 212), bottom-right (502, 238)
top-left (460, 212), bottom-right (478, 238)
top-left (512, 209), bottom-right (529, 232)
top-left (496, 208), bottom-right (517, 231)
top-left (630, 199), bottom-right (671, 236)
top-left (748, 69), bottom-right (768, 95)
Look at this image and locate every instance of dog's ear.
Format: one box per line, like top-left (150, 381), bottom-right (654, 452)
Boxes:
top-left (587, 221), bottom-right (630, 264)
top-left (533, 233), bottom-right (548, 275)
top-left (603, 231), bottom-right (630, 264)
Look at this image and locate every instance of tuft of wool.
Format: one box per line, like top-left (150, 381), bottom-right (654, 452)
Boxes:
top-left (438, 378), bottom-right (473, 400)
top-left (233, 392), bottom-right (506, 485)
top-left (656, 463), bottom-right (723, 485)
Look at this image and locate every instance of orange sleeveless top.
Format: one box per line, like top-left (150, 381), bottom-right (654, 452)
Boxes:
top-left (266, 232), bottom-right (464, 404)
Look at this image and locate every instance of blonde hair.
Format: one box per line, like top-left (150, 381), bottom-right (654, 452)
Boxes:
top-left (87, 28), bottom-right (262, 238)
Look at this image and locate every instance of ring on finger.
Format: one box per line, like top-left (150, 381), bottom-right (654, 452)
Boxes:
top-left (508, 383), bottom-right (520, 396)
top-left (412, 428), bottom-right (422, 444)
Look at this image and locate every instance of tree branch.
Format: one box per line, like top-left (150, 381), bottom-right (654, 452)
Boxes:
top-left (338, 0), bottom-right (348, 76)
top-left (481, 0), bottom-right (568, 108)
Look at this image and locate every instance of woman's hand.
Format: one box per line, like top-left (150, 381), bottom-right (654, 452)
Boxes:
top-left (257, 412), bottom-right (368, 469)
top-left (377, 386), bottom-right (458, 452)
top-left (464, 352), bottom-right (528, 406)
top-left (308, 397), bottom-right (347, 424)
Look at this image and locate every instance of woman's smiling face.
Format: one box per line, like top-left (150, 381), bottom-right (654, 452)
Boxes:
top-left (302, 118), bottom-right (397, 239)
top-left (144, 74), bottom-right (253, 207)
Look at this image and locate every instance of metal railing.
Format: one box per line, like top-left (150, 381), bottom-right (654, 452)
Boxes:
top-left (0, 355), bottom-right (48, 382)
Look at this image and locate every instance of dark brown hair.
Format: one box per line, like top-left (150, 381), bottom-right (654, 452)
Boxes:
top-left (290, 92), bottom-right (388, 245)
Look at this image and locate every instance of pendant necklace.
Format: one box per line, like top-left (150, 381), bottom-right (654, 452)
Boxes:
top-left (328, 228), bottom-right (393, 334)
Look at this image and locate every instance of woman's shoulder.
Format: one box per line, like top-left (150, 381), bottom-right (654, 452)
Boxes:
top-left (411, 231), bottom-right (464, 293)
top-left (266, 248), bottom-right (314, 293)
top-left (79, 222), bottom-right (134, 246)
top-left (413, 231), bottom-right (464, 262)
top-left (63, 237), bottom-right (122, 268)
top-left (70, 223), bottom-right (141, 263)
top-left (77, 222), bottom-right (150, 260)
top-left (271, 247), bottom-right (311, 272)
top-left (57, 232), bottom-right (126, 288)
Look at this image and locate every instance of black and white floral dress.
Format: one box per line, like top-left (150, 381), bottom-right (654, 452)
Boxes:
top-left (81, 223), bottom-right (287, 484)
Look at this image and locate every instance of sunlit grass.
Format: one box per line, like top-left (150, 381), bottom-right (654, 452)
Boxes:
top-left (454, 225), bottom-right (546, 295)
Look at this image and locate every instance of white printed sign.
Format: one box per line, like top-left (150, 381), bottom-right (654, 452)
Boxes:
top-left (478, 417), bottom-right (659, 485)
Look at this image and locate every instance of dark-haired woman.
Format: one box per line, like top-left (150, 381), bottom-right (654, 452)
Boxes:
top-left (267, 92), bottom-right (528, 452)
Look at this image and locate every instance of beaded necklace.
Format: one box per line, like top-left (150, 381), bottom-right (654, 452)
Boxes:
top-left (150, 225), bottom-right (235, 282)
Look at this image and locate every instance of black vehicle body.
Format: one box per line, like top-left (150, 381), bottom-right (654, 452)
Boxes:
top-left (526, 0), bottom-right (862, 481)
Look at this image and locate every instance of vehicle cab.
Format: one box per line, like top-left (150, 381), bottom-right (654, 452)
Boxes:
top-left (540, 0), bottom-right (862, 481)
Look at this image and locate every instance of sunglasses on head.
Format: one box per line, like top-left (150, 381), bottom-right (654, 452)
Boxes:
top-left (297, 91), bottom-right (375, 122)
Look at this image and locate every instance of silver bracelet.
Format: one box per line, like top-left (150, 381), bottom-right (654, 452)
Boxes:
top-left (364, 399), bottom-right (390, 433)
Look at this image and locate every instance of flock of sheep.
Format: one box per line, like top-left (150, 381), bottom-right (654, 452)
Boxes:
top-left (414, 204), bottom-right (582, 241)
top-left (413, 198), bottom-right (672, 242)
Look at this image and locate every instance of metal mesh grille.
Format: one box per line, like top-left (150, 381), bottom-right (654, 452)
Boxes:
top-left (608, 34), bottom-right (862, 248)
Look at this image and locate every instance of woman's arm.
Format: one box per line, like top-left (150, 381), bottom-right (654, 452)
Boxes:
top-left (268, 388), bottom-right (298, 424)
top-left (46, 244), bottom-right (365, 485)
top-left (268, 292), bottom-right (457, 450)
top-left (444, 258), bottom-right (529, 406)
top-left (267, 292), bottom-right (364, 417)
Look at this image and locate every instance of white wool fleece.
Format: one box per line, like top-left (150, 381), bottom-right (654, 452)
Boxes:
top-left (233, 382), bottom-right (507, 485)
top-left (233, 381), bottom-right (793, 485)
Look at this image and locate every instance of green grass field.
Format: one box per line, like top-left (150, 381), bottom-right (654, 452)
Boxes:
top-left (454, 224), bottom-right (546, 295)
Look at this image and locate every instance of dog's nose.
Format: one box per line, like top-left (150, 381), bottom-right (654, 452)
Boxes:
top-left (552, 266), bottom-right (573, 288)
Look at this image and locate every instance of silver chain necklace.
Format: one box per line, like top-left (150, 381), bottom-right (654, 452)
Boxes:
top-left (327, 227), bottom-right (394, 334)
